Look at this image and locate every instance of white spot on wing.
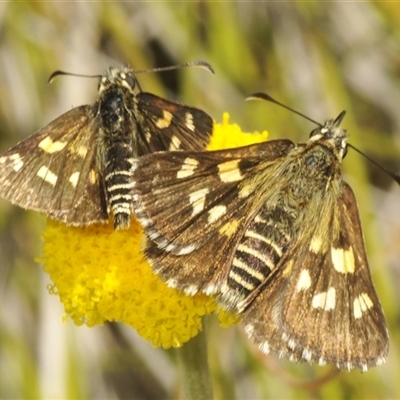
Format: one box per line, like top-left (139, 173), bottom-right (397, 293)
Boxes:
top-left (184, 285), bottom-right (198, 295)
top-left (218, 160), bottom-right (242, 182)
top-left (144, 129), bottom-right (152, 144)
top-left (177, 157), bottom-right (199, 179)
top-left (244, 323), bottom-right (254, 336)
top-left (311, 287), bottom-right (336, 310)
top-left (38, 137), bottom-right (67, 153)
top-left (208, 205), bottom-right (226, 223)
top-left (75, 145), bottom-right (88, 158)
top-left (169, 135), bottom-right (181, 150)
top-left (185, 112), bottom-right (195, 131)
top-left (318, 357), bottom-right (326, 366)
top-left (296, 269), bottom-right (311, 292)
top-left (302, 349), bottom-right (313, 362)
top-left (353, 293), bottom-right (373, 319)
top-left (239, 184), bottom-right (251, 198)
top-left (69, 172), bottom-right (80, 188)
top-left (309, 236), bottom-right (323, 253)
top-left (7, 153), bottom-right (24, 172)
top-left (331, 246), bottom-right (355, 274)
top-left (155, 110), bottom-right (173, 129)
top-left (189, 188), bottom-right (209, 216)
top-left (37, 165), bottom-right (58, 186)
top-left (259, 341), bottom-right (270, 354)
top-left (175, 243), bottom-right (198, 255)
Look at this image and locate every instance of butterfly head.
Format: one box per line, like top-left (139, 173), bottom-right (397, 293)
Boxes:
top-left (309, 111), bottom-right (348, 161)
top-left (99, 67), bottom-right (139, 95)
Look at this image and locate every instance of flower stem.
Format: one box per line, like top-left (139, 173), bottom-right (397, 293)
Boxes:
top-left (176, 318), bottom-right (213, 400)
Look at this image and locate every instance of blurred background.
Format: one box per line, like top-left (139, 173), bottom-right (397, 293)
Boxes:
top-left (1, 2), bottom-right (400, 399)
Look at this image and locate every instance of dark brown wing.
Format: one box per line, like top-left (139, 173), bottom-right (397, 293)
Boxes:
top-left (134, 92), bottom-right (213, 154)
top-left (242, 183), bottom-right (388, 371)
top-left (0, 105), bottom-right (109, 225)
top-left (131, 139), bottom-right (294, 294)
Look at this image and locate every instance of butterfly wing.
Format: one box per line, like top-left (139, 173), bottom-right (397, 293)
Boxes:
top-left (242, 183), bottom-right (388, 371)
top-left (134, 92), bottom-right (213, 154)
top-left (132, 139), bottom-right (294, 294)
top-left (0, 105), bottom-right (109, 225)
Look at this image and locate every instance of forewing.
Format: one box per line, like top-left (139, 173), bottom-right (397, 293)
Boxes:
top-left (242, 183), bottom-right (388, 371)
top-left (135, 92), bottom-right (213, 153)
top-left (0, 105), bottom-right (109, 225)
top-left (132, 139), bottom-right (294, 294)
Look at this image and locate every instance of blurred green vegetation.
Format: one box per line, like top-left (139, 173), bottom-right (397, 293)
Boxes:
top-left (0, 2), bottom-right (400, 399)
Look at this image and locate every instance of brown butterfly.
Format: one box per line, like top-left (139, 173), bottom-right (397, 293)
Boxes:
top-left (131, 94), bottom-right (392, 370)
top-left (0, 63), bottom-right (213, 229)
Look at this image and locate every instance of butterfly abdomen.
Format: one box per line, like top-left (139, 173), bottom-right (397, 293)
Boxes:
top-left (220, 206), bottom-right (293, 309)
top-left (99, 86), bottom-right (136, 230)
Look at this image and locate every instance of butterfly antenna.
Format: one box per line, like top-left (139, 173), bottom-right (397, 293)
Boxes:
top-left (246, 92), bottom-right (322, 127)
top-left (348, 144), bottom-right (400, 185)
top-left (132, 60), bottom-right (214, 75)
top-left (248, 92), bottom-right (400, 185)
top-left (48, 71), bottom-right (102, 84)
top-left (48, 61), bottom-right (214, 85)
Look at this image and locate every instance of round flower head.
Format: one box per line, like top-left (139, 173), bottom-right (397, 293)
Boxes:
top-left (41, 113), bottom-right (268, 348)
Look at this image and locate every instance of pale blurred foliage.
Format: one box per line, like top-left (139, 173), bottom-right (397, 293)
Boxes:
top-left (0, 3), bottom-right (400, 399)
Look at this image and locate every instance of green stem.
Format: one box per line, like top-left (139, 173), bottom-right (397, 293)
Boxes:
top-left (176, 318), bottom-right (213, 400)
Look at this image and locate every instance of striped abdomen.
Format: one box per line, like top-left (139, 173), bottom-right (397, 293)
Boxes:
top-left (99, 86), bottom-right (135, 229)
top-left (222, 206), bottom-right (293, 307)
top-left (104, 141), bottom-right (134, 229)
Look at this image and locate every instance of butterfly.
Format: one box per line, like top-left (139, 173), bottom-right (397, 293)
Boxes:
top-left (131, 94), bottom-right (389, 370)
top-left (0, 65), bottom-right (213, 229)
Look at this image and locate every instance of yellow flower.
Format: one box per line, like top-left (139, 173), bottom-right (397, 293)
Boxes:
top-left (41, 113), bottom-right (268, 349)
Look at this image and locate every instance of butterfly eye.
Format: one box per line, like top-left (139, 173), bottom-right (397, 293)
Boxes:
top-left (124, 74), bottom-right (136, 89)
top-left (305, 155), bottom-right (316, 167)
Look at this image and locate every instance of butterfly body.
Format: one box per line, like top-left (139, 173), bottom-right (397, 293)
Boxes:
top-left (131, 111), bottom-right (388, 370)
top-left (0, 66), bottom-right (213, 229)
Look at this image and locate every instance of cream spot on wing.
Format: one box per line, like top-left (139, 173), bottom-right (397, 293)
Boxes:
top-left (6, 153), bottom-right (24, 171)
top-left (169, 135), bottom-right (181, 150)
top-left (311, 287), bottom-right (336, 310)
top-left (89, 169), bottom-right (98, 184)
top-left (185, 112), bottom-right (195, 131)
top-left (155, 110), bottom-right (173, 129)
top-left (74, 145), bottom-right (88, 158)
top-left (38, 137), bottom-right (67, 153)
top-left (69, 172), bottom-right (80, 188)
top-left (37, 165), bottom-right (58, 186)
top-left (331, 246), bottom-right (355, 274)
top-left (353, 293), bottom-right (374, 319)
top-left (189, 188), bottom-right (209, 216)
top-left (309, 236), bottom-right (323, 254)
top-left (219, 219), bottom-right (239, 237)
top-left (302, 349), bottom-right (313, 362)
top-left (208, 205), bottom-right (226, 223)
top-left (239, 184), bottom-right (251, 198)
top-left (218, 160), bottom-right (242, 182)
top-left (259, 341), bottom-right (270, 354)
top-left (177, 157), bottom-right (199, 178)
top-left (144, 129), bottom-right (152, 144)
top-left (296, 269), bottom-right (312, 292)
top-left (282, 259), bottom-right (294, 277)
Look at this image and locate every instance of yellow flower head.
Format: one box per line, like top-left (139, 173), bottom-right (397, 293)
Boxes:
top-left (41, 113), bottom-right (268, 349)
